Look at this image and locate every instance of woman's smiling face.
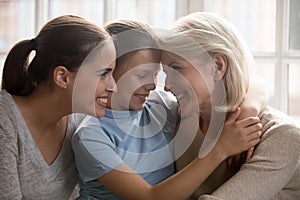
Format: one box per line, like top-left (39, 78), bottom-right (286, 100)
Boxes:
top-left (161, 51), bottom-right (216, 117)
top-left (72, 40), bottom-right (117, 117)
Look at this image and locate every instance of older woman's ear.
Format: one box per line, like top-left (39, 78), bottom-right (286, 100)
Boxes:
top-left (213, 53), bottom-right (227, 80)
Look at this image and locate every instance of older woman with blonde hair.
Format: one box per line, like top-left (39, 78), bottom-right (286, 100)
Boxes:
top-left (160, 12), bottom-right (300, 200)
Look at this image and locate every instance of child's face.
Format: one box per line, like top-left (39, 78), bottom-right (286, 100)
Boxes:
top-left (109, 49), bottom-right (161, 110)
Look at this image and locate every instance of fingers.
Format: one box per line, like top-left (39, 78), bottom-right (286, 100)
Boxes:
top-left (236, 116), bottom-right (261, 127)
top-left (247, 137), bottom-right (260, 149)
top-left (245, 130), bottom-right (261, 161)
top-left (234, 116), bottom-right (262, 137)
top-left (243, 130), bottom-right (261, 150)
top-left (225, 107), bottom-right (241, 125)
top-left (245, 123), bottom-right (262, 136)
top-left (246, 146), bottom-right (254, 161)
top-left (247, 130), bottom-right (262, 140)
top-left (220, 112), bottom-right (262, 158)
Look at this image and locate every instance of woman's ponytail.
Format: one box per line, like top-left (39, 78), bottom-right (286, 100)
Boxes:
top-left (2, 15), bottom-right (110, 96)
top-left (2, 39), bottom-right (36, 96)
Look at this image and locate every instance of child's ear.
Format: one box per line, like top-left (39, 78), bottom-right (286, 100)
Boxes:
top-left (213, 53), bottom-right (227, 80)
top-left (53, 66), bottom-right (70, 89)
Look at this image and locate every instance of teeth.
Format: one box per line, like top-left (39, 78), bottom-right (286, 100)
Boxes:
top-left (97, 98), bottom-right (107, 104)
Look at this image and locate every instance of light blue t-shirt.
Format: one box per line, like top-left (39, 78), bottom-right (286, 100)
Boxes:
top-left (72, 91), bottom-right (178, 199)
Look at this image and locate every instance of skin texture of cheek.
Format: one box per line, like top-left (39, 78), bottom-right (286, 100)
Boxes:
top-left (109, 80), bottom-right (139, 110)
top-left (109, 90), bottom-right (127, 110)
top-left (179, 71), bottom-right (214, 117)
top-left (94, 84), bottom-right (108, 118)
top-left (189, 65), bottom-right (215, 102)
top-left (72, 76), bottom-right (98, 114)
top-left (129, 96), bottom-right (144, 110)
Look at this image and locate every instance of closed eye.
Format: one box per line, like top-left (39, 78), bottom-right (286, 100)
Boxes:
top-left (136, 73), bottom-right (148, 79)
top-left (98, 68), bottom-right (113, 79)
top-left (169, 65), bottom-right (181, 71)
top-left (166, 61), bottom-right (182, 71)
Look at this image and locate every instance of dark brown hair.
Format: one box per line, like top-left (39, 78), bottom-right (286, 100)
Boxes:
top-left (2, 15), bottom-right (110, 96)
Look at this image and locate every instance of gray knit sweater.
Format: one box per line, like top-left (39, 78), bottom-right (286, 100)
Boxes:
top-left (0, 90), bottom-right (78, 200)
top-left (176, 106), bottom-right (300, 200)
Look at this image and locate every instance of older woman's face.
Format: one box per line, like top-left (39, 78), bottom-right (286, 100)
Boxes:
top-left (161, 51), bottom-right (216, 116)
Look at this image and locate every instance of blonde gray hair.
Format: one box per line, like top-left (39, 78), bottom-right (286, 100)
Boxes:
top-left (162, 12), bottom-right (253, 113)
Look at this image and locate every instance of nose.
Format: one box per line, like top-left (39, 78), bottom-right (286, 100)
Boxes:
top-left (144, 82), bottom-right (156, 91)
top-left (106, 75), bottom-right (118, 93)
top-left (143, 74), bottom-right (157, 91)
top-left (164, 73), bottom-right (173, 92)
top-left (164, 86), bottom-right (170, 92)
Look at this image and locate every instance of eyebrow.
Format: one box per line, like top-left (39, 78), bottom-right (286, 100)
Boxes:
top-left (96, 68), bottom-right (113, 73)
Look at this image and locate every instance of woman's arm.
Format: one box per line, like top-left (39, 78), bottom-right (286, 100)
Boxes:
top-left (198, 125), bottom-right (300, 200)
top-left (98, 109), bottom-right (261, 200)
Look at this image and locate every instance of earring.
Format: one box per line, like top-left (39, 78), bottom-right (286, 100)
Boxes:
top-left (63, 85), bottom-right (67, 89)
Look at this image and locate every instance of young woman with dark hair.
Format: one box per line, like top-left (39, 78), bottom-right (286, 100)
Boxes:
top-left (0, 15), bottom-right (116, 199)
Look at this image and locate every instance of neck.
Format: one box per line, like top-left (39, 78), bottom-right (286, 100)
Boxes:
top-left (199, 115), bottom-right (210, 134)
top-left (13, 89), bottom-right (70, 133)
top-left (198, 104), bottom-right (212, 135)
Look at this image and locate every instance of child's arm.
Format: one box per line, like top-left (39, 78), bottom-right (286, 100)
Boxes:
top-left (228, 77), bottom-right (268, 166)
top-left (98, 109), bottom-right (261, 200)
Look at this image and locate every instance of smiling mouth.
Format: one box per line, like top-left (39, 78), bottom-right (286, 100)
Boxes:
top-left (135, 94), bottom-right (148, 101)
top-left (96, 97), bottom-right (107, 105)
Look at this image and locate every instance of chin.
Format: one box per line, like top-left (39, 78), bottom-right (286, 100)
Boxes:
top-left (95, 111), bottom-right (105, 118)
top-left (130, 103), bottom-right (144, 110)
top-left (93, 107), bottom-right (106, 118)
